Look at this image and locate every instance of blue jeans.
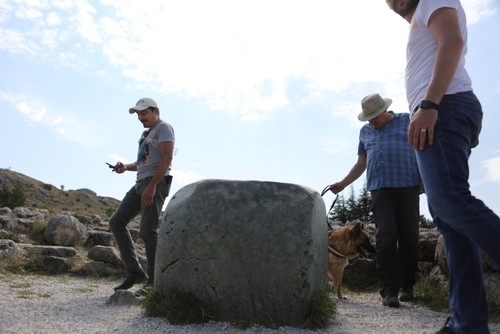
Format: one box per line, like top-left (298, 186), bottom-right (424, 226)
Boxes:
top-left (414, 91), bottom-right (500, 333)
top-left (109, 175), bottom-right (172, 283)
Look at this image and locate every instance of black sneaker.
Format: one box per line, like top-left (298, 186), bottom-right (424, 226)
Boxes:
top-left (134, 282), bottom-right (153, 297)
top-left (435, 326), bottom-right (457, 334)
top-left (382, 294), bottom-right (400, 308)
top-left (399, 288), bottom-right (414, 302)
top-left (114, 272), bottom-right (148, 291)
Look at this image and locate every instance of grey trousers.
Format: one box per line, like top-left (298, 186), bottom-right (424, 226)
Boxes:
top-left (109, 175), bottom-right (172, 282)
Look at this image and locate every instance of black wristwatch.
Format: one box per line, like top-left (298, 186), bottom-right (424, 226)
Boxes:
top-left (420, 100), bottom-right (440, 111)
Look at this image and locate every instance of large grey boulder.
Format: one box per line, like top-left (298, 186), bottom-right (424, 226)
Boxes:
top-left (156, 179), bottom-right (328, 327)
top-left (43, 214), bottom-right (88, 247)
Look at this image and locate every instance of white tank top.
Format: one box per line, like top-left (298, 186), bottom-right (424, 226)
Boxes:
top-left (405, 0), bottom-right (472, 112)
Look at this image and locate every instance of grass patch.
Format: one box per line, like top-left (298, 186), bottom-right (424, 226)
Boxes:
top-left (411, 280), bottom-right (450, 313)
top-left (0, 252), bottom-right (27, 274)
top-left (75, 287), bottom-right (95, 293)
top-left (10, 281), bottom-right (32, 289)
top-left (142, 288), bottom-right (336, 329)
top-left (29, 220), bottom-right (48, 244)
top-left (142, 290), bottom-right (215, 325)
top-left (10, 281), bottom-right (36, 299)
top-left (302, 290), bottom-right (337, 329)
top-left (410, 280), bottom-right (500, 323)
top-left (16, 289), bottom-right (35, 299)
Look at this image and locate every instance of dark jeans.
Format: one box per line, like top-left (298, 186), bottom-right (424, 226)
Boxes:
top-left (109, 175), bottom-right (172, 283)
top-left (414, 91), bottom-right (500, 333)
top-left (371, 186), bottom-right (420, 297)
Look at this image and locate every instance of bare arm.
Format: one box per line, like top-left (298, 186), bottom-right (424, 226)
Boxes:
top-left (141, 141), bottom-right (174, 206)
top-left (329, 154), bottom-right (367, 194)
top-left (409, 7), bottom-right (464, 150)
top-left (112, 161), bottom-right (137, 173)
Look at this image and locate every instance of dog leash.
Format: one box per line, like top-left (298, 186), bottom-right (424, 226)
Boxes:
top-left (321, 185), bottom-right (338, 231)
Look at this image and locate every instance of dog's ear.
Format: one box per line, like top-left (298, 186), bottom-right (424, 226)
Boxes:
top-left (353, 222), bottom-right (362, 234)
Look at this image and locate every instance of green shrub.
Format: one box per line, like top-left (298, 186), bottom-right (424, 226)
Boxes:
top-left (303, 290), bottom-right (337, 329)
top-left (412, 280), bottom-right (449, 312)
top-left (29, 220), bottom-right (48, 244)
top-left (0, 184), bottom-right (26, 209)
top-left (105, 206), bottom-right (116, 218)
top-left (142, 290), bottom-right (215, 324)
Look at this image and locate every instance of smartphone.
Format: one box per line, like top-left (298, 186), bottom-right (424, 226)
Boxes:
top-left (106, 162), bottom-right (115, 169)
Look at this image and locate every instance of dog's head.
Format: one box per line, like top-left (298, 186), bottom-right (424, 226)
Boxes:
top-left (350, 223), bottom-right (376, 257)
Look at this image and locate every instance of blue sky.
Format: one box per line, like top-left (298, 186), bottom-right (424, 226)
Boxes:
top-left (1, 0), bottom-right (499, 219)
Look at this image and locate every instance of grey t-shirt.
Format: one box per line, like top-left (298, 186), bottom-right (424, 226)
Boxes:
top-left (136, 120), bottom-right (175, 181)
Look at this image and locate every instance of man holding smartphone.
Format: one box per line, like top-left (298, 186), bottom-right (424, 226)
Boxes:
top-left (109, 97), bottom-right (175, 297)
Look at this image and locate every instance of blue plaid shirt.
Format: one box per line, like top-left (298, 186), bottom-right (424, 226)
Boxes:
top-left (358, 112), bottom-right (420, 191)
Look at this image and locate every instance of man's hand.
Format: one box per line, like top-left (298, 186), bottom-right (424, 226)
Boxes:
top-left (141, 184), bottom-right (156, 206)
top-left (408, 108), bottom-right (438, 150)
top-left (329, 182), bottom-right (345, 194)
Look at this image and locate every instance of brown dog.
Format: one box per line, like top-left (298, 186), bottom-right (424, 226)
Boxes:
top-left (327, 222), bottom-right (375, 299)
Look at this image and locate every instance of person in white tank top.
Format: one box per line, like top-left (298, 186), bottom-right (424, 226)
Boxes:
top-left (386, 1), bottom-right (500, 333)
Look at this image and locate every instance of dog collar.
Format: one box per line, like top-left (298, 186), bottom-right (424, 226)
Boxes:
top-left (328, 245), bottom-right (345, 259)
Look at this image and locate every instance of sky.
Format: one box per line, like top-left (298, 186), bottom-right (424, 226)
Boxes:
top-left (1, 0), bottom-right (499, 219)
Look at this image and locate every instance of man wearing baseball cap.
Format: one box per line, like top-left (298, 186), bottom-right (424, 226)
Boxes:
top-left (108, 97), bottom-right (175, 297)
top-left (328, 93), bottom-right (421, 308)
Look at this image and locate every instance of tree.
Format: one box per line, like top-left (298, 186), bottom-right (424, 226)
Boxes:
top-left (329, 184), bottom-right (374, 224)
top-left (327, 182), bottom-right (433, 228)
top-left (0, 184), bottom-right (26, 209)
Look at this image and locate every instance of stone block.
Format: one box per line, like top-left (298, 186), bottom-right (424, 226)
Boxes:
top-left (155, 179), bottom-right (327, 327)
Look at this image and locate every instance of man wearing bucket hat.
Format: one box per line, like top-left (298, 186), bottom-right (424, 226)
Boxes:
top-left (108, 97), bottom-right (175, 297)
top-left (329, 93), bottom-right (421, 308)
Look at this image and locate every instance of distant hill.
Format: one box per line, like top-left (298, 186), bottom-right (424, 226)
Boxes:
top-left (0, 168), bottom-right (120, 218)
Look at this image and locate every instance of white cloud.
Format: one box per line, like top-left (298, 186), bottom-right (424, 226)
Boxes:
top-left (463, 0), bottom-right (498, 24)
top-left (46, 11), bottom-right (62, 26)
top-left (482, 156), bottom-right (500, 182)
top-left (173, 169), bottom-right (204, 186)
top-left (0, 90), bottom-right (97, 148)
top-left (0, 91), bottom-right (47, 122)
top-left (1, 0), bottom-right (497, 120)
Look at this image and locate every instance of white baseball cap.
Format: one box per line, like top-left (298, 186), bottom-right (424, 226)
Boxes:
top-left (128, 97), bottom-right (158, 114)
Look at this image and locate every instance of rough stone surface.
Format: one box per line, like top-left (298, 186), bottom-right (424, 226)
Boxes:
top-left (105, 289), bottom-right (140, 306)
top-left (43, 214), bottom-right (88, 247)
top-left (88, 245), bottom-right (122, 265)
top-left (156, 179), bottom-right (328, 327)
top-left (85, 230), bottom-right (115, 248)
top-left (434, 236), bottom-right (448, 273)
top-left (0, 239), bottom-right (19, 259)
top-left (18, 244), bottom-right (77, 258)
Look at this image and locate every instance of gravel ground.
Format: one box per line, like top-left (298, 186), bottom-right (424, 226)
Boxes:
top-left (0, 274), bottom-right (498, 334)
